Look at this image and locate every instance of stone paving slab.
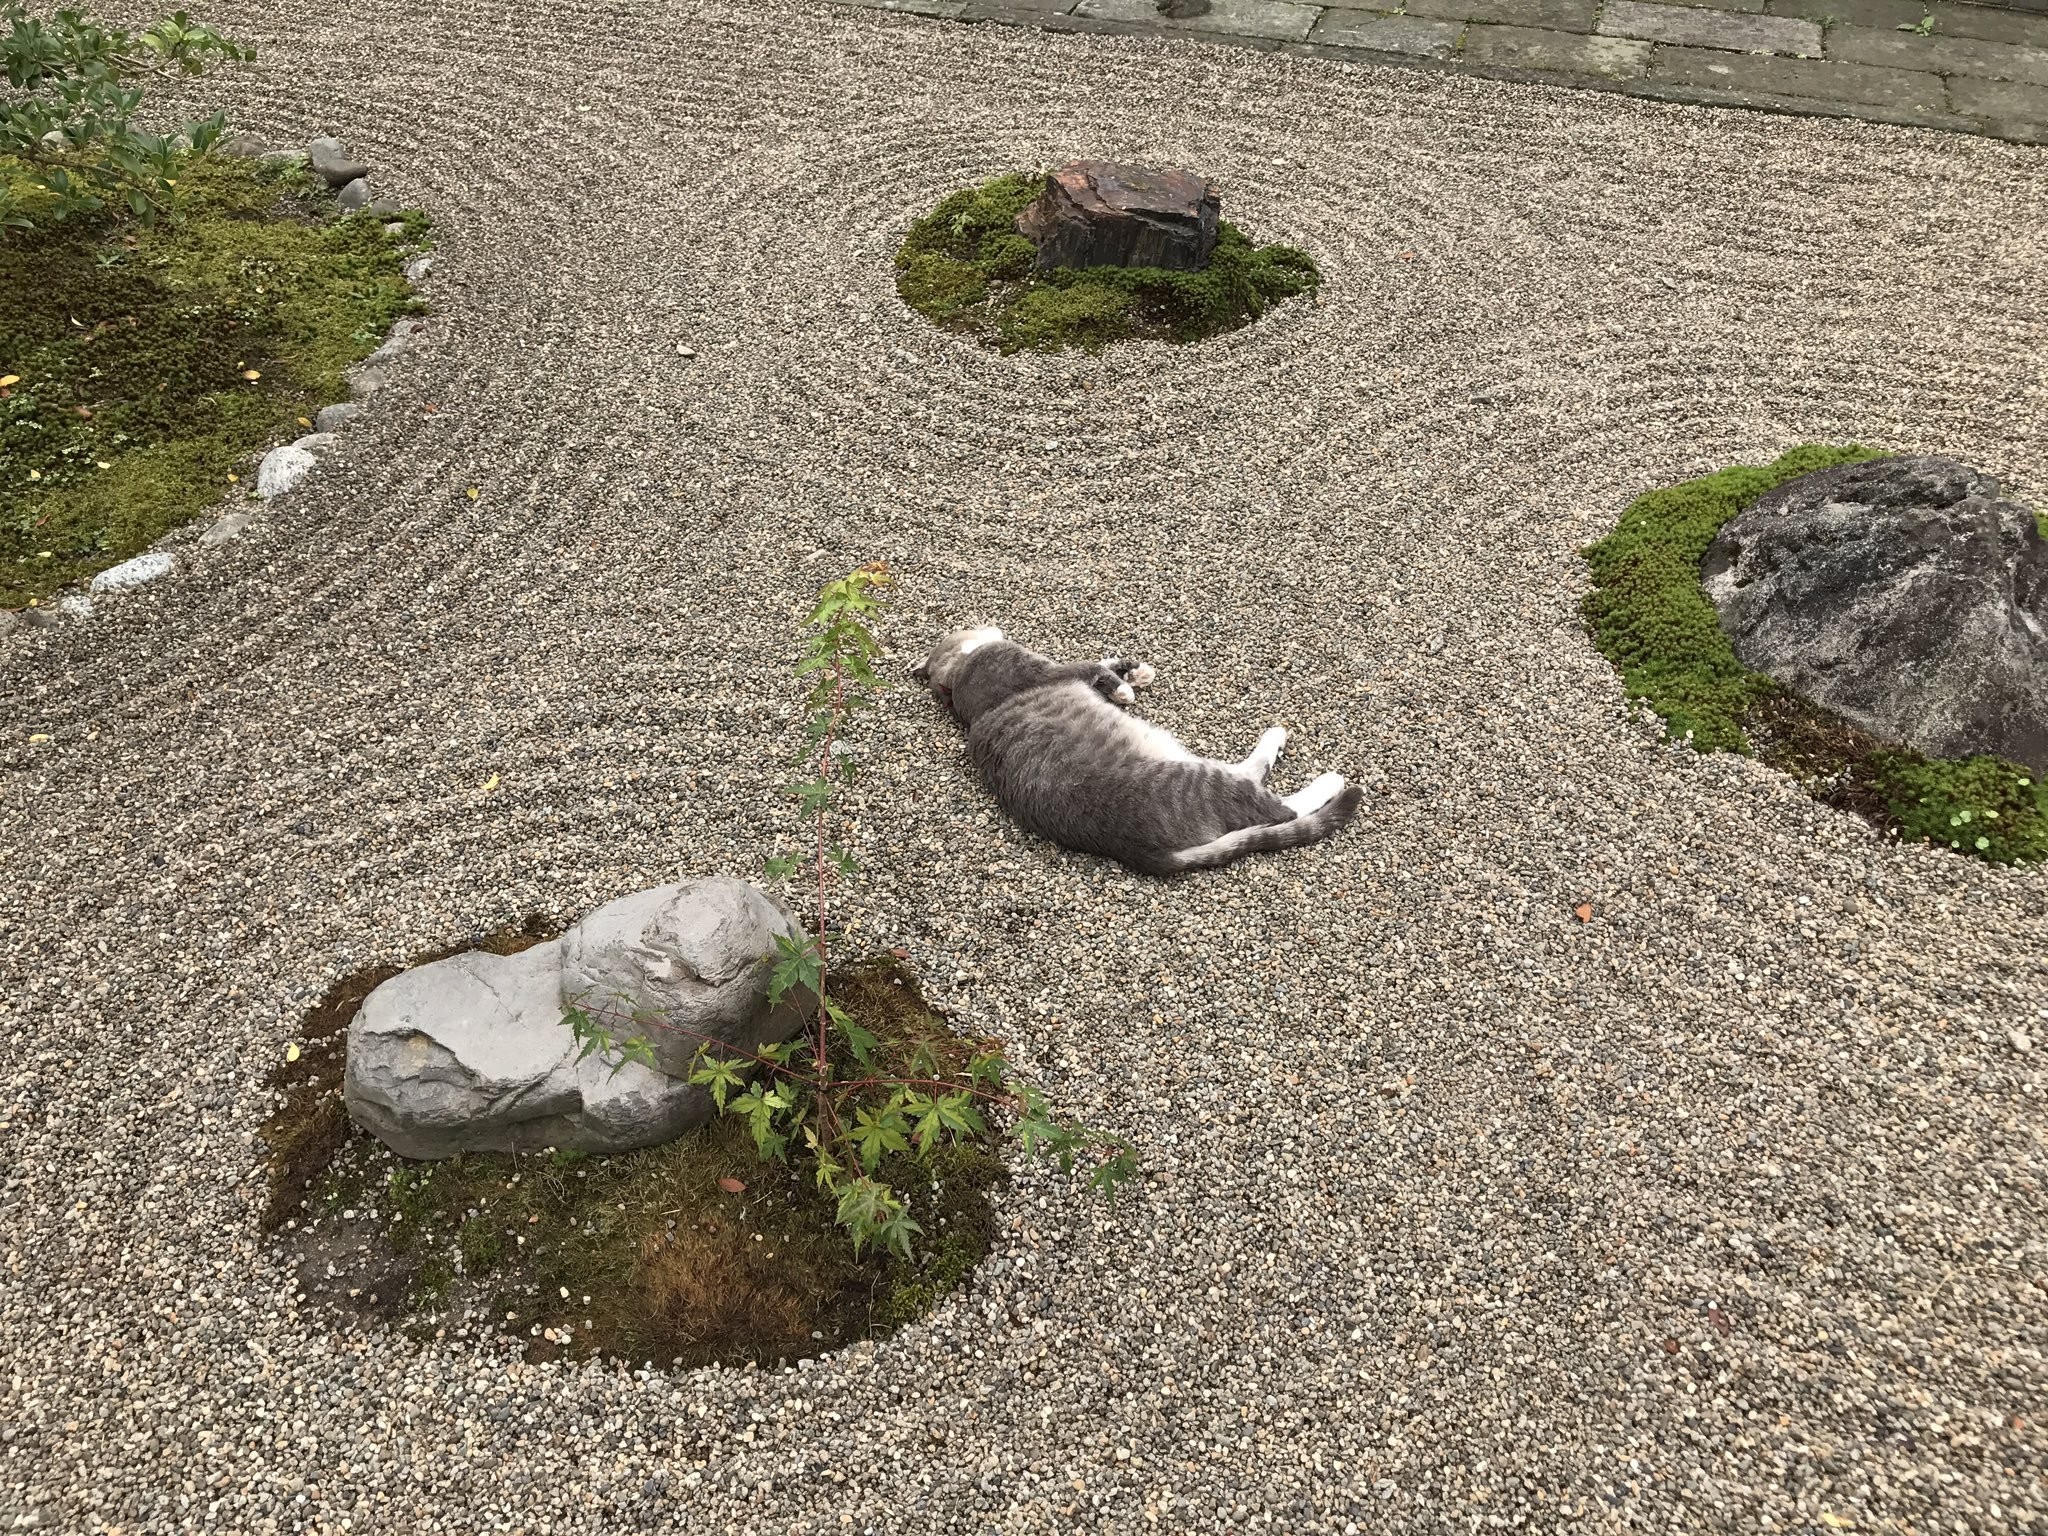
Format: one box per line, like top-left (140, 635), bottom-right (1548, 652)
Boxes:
top-left (836, 0), bottom-right (2048, 142)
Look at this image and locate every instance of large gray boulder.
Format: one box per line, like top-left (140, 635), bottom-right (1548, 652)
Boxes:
top-left (342, 878), bottom-right (811, 1159)
top-left (1702, 455), bottom-right (2048, 773)
top-left (559, 880), bottom-right (811, 1079)
top-left (343, 941), bottom-right (701, 1159)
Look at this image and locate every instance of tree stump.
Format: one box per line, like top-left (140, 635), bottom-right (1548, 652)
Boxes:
top-left (1014, 160), bottom-right (1221, 273)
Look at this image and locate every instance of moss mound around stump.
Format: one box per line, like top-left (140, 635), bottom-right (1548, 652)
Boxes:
top-left (0, 150), bottom-right (425, 606)
top-left (895, 171), bottom-right (1320, 354)
top-left (261, 931), bottom-right (1006, 1370)
top-left (1582, 444), bottom-right (2048, 866)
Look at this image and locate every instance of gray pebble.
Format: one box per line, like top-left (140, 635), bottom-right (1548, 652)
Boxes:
top-left (306, 135), bottom-right (368, 188)
top-left (200, 512), bottom-right (255, 547)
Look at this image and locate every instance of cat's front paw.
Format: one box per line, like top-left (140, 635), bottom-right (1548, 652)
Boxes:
top-left (1084, 664), bottom-right (1137, 706)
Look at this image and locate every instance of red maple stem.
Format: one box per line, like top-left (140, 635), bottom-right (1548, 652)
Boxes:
top-left (812, 657), bottom-right (843, 1074)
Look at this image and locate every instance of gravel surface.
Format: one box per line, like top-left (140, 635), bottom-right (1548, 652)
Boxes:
top-left (5, 2), bottom-right (2048, 1531)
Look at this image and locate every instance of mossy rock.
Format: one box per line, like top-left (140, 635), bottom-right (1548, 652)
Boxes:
top-left (1582, 446), bottom-right (2048, 866)
top-left (262, 939), bottom-right (1007, 1369)
top-left (895, 172), bottom-right (1320, 354)
top-left (0, 151), bottom-right (425, 607)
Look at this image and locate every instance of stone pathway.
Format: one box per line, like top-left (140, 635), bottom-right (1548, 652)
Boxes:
top-left (848, 0), bottom-right (2048, 143)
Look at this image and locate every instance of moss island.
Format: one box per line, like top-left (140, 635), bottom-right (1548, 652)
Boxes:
top-left (1, 151), bottom-right (424, 607)
top-left (262, 936), bottom-right (1005, 1369)
top-left (895, 171), bottom-right (1320, 354)
top-left (1582, 444), bottom-right (2047, 866)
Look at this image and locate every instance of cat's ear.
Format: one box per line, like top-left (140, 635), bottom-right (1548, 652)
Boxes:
top-left (909, 654), bottom-right (932, 681)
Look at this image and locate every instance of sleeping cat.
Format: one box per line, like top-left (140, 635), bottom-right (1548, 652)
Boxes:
top-left (911, 627), bottom-right (1364, 876)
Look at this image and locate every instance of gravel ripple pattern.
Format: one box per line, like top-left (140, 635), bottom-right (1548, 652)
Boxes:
top-left (4, 2), bottom-right (2047, 1532)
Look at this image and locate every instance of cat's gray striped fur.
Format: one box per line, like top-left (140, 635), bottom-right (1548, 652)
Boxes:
top-left (912, 627), bottom-right (1364, 876)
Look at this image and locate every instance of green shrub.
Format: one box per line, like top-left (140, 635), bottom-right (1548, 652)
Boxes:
top-left (1581, 447), bottom-right (2048, 866)
top-left (895, 171), bottom-right (1320, 354)
top-left (1, 3), bottom-right (250, 231)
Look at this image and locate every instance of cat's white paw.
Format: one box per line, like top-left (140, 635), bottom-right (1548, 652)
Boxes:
top-left (1113, 681), bottom-right (1136, 704)
top-left (1256, 726), bottom-right (1288, 759)
top-left (1128, 661), bottom-right (1157, 688)
top-left (1283, 771), bottom-right (1346, 815)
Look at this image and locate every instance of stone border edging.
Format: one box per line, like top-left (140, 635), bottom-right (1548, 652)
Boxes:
top-left (835, 0), bottom-right (2048, 146)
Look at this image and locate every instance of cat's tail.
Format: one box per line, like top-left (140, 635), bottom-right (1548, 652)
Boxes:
top-left (1162, 780), bottom-right (1366, 873)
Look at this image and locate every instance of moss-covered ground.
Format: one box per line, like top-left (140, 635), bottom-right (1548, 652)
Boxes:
top-left (1582, 445), bottom-right (2048, 866)
top-left (0, 151), bottom-right (425, 607)
top-left (896, 171), bottom-right (1320, 354)
top-left (262, 945), bottom-right (1004, 1369)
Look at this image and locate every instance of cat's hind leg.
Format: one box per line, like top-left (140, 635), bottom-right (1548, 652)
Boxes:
top-left (1100, 657), bottom-right (1157, 688)
top-left (1283, 771), bottom-right (1347, 816)
top-left (1237, 726), bottom-right (1288, 783)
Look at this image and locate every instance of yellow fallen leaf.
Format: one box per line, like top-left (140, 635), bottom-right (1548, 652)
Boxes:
top-left (226, 473), bottom-right (238, 483)
top-left (285, 1043), bottom-right (301, 1062)
top-left (27, 469), bottom-right (39, 481)
top-left (1819, 1516), bottom-right (1855, 1531)
top-left (0, 374), bottom-right (19, 388)
top-left (28, 733), bottom-right (50, 743)
top-left (242, 369), bottom-right (262, 380)
top-left (466, 487), bottom-right (479, 500)
top-left (481, 773), bottom-right (499, 793)
top-left (297, 416), bottom-right (312, 428)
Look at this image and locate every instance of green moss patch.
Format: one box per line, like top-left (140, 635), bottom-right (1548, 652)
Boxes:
top-left (895, 172), bottom-right (1320, 354)
top-left (263, 951), bottom-right (1005, 1369)
top-left (1, 151), bottom-right (425, 607)
top-left (1582, 446), bottom-right (2048, 866)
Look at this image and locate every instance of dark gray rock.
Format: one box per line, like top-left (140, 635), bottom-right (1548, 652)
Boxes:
top-left (313, 402), bottom-right (360, 433)
top-left (1015, 159), bottom-right (1221, 272)
top-left (307, 137), bottom-right (368, 188)
top-left (1703, 455), bottom-right (2048, 772)
top-left (334, 177), bottom-right (372, 213)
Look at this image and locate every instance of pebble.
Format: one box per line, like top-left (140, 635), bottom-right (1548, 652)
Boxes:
top-left (200, 512), bottom-right (255, 547)
top-left (255, 442), bottom-right (319, 499)
top-left (307, 135), bottom-right (368, 188)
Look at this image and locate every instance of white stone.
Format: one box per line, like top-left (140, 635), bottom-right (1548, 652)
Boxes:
top-left (256, 444), bottom-right (319, 499)
top-left (89, 553), bottom-right (174, 593)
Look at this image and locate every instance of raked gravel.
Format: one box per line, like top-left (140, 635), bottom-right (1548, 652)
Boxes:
top-left (4, 2), bottom-right (2047, 1531)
